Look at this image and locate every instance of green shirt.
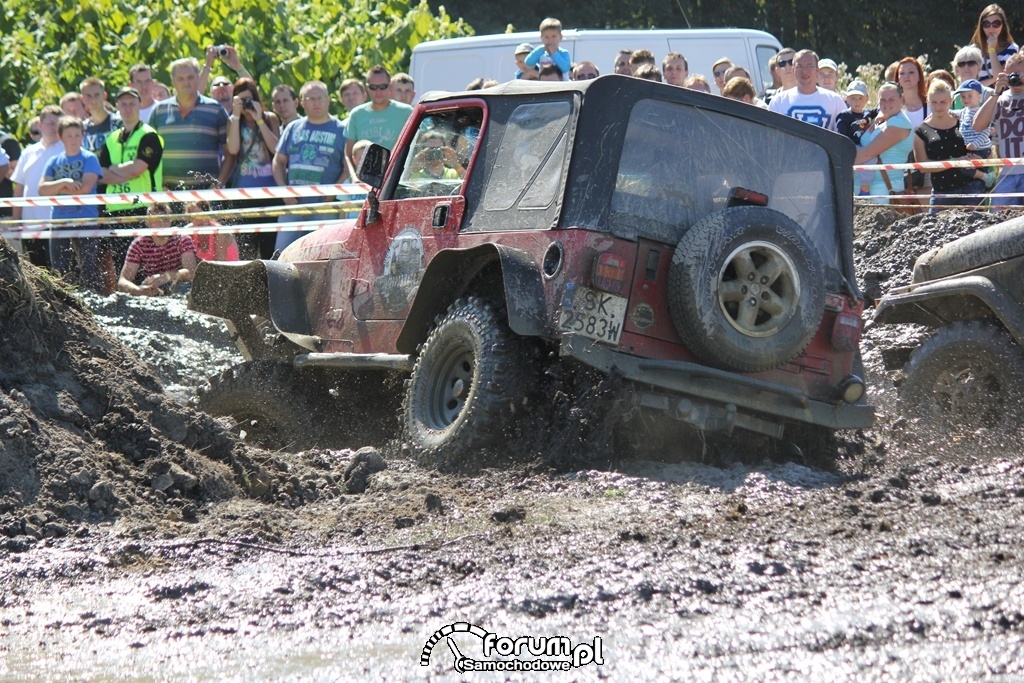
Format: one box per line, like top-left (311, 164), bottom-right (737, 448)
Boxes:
top-left (345, 101), bottom-right (413, 151)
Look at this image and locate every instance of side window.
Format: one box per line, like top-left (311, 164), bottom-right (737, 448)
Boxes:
top-left (481, 101), bottom-right (571, 212)
top-left (756, 45), bottom-right (779, 94)
top-left (393, 108), bottom-right (483, 200)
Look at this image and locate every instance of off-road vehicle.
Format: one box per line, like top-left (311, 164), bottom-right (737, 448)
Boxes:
top-left (189, 75), bottom-right (873, 458)
top-left (873, 215), bottom-right (1024, 431)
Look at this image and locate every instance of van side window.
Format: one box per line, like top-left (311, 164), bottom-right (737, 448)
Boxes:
top-left (393, 108), bottom-right (483, 200)
top-left (481, 101), bottom-right (571, 211)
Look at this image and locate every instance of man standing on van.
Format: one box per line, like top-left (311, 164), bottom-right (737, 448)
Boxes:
top-left (525, 18), bottom-right (571, 81)
top-left (344, 65), bottom-right (413, 161)
top-left (768, 50), bottom-right (846, 131)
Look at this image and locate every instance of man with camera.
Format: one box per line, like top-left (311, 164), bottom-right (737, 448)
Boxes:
top-left (149, 57), bottom-right (230, 189)
top-left (973, 52), bottom-right (1024, 207)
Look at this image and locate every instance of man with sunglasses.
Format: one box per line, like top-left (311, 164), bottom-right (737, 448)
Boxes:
top-left (571, 61), bottom-right (600, 81)
top-left (763, 47), bottom-right (797, 104)
top-left (344, 65), bottom-right (413, 164)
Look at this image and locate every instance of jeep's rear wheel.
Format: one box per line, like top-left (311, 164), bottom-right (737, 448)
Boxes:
top-left (668, 207), bottom-right (825, 372)
top-left (403, 297), bottom-right (530, 465)
top-left (198, 360), bottom-right (312, 451)
top-left (901, 320), bottom-right (1024, 431)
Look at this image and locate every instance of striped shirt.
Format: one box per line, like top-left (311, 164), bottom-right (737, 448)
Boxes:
top-left (125, 235), bottom-right (197, 279)
top-left (149, 94), bottom-right (227, 189)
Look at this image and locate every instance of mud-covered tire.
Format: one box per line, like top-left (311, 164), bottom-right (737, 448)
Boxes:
top-left (901, 320), bottom-right (1024, 431)
top-left (197, 360), bottom-right (312, 450)
top-left (668, 207), bottom-right (825, 372)
top-left (403, 297), bottom-right (530, 465)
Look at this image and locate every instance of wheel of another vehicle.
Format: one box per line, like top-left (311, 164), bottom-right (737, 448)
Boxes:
top-left (403, 297), bottom-right (531, 466)
top-left (668, 207), bottom-right (825, 372)
top-left (900, 320), bottom-right (1024, 432)
top-left (197, 360), bottom-right (312, 451)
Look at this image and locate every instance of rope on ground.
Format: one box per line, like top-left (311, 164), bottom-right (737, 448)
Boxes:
top-left (150, 532), bottom-right (492, 558)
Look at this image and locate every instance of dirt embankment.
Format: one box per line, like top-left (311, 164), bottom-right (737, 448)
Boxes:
top-left (1, 207), bottom-right (1023, 679)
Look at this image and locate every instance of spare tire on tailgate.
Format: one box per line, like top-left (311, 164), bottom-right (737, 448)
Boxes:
top-left (668, 206), bottom-right (825, 373)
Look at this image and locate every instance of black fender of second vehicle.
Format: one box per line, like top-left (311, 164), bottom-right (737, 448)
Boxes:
top-left (873, 274), bottom-right (1024, 347)
top-left (395, 244), bottom-right (548, 355)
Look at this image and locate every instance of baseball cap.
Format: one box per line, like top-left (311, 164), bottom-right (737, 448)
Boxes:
top-left (818, 58), bottom-right (839, 73)
top-left (844, 80), bottom-right (869, 98)
top-left (114, 86), bottom-right (141, 101)
top-left (954, 78), bottom-right (983, 95)
top-left (515, 42), bottom-right (534, 55)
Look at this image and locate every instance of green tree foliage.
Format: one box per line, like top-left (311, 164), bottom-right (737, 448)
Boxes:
top-left (434, 0), bottom-right (985, 76)
top-left (0, 0), bottom-right (472, 137)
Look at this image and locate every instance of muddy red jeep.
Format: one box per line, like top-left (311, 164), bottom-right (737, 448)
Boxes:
top-left (189, 75), bottom-right (873, 458)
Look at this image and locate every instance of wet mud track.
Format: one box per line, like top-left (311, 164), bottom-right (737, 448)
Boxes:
top-left (2, 208), bottom-right (1024, 680)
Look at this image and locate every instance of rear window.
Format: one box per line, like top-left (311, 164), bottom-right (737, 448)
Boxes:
top-left (611, 99), bottom-right (839, 263)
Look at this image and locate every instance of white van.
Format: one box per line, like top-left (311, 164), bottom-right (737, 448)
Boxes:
top-left (410, 28), bottom-right (783, 98)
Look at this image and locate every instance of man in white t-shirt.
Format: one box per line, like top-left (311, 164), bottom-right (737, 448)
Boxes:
top-left (768, 50), bottom-right (847, 132)
top-left (10, 105), bottom-right (65, 261)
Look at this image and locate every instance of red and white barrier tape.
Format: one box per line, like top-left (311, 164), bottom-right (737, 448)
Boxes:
top-left (854, 157), bottom-right (1024, 172)
top-left (0, 218), bottom-right (355, 241)
top-left (0, 182), bottom-right (369, 209)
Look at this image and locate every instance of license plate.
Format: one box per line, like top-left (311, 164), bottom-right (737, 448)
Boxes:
top-left (559, 284), bottom-right (627, 345)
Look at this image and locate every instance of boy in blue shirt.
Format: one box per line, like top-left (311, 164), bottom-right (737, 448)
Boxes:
top-left (39, 116), bottom-right (103, 293)
top-left (525, 18), bottom-right (571, 81)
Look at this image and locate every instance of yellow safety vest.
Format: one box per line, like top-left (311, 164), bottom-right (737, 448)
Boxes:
top-left (104, 123), bottom-right (163, 212)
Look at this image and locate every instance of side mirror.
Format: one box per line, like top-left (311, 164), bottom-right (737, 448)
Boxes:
top-left (356, 144), bottom-right (390, 189)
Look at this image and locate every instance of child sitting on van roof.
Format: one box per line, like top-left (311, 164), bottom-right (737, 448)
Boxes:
top-left (524, 18), bottom-right (571, 81)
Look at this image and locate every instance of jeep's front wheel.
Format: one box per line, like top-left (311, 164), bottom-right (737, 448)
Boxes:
top-left (197, 360), bottom-right (313, 450)
top-left (901, 320), bottom-right (1024, 432)
top-left (403, 297), bottom-right (529, 465)
top-left (668, 207), bottom-right (825, 372)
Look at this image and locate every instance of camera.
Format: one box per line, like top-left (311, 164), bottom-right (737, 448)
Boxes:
top-left (1008, 72), bottom-right (1022, 87)
top-left (424, 147), bottom-right (444, 161)
top-left (217, 45), bottom-right (230, 58)
top-left (242, 97), bottom-right (254, 110)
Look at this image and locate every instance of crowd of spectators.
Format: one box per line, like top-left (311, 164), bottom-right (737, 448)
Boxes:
top-left (507, 8), bottom-right (1022, 215)
top-left (1, 5), bottom-right (1021, 296)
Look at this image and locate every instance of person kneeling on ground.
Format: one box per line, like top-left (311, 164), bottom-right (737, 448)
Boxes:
top-left (117, 202), bottom-right (197, 296)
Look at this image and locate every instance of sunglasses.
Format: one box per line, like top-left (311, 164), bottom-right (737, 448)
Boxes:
top-left (574, 72), bottom-right (598, 80)
top-left (713, 69), bottom-right (728, 78)
top-left (29, 129), bottom-right (41, 136)
top-left (957, 60), bottom-right (980, 68)
top-left (212, 80), bottom-right (232, 87)
top-left (367, 83), bottom-right (390, 91)
top-left (777, 59), bottom-right (794, 68)
top-left (982, 18), bottom-right (1003, 29)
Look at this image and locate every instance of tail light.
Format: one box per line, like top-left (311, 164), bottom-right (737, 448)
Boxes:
top-left (593, 253), bottom-right (628, 294)
top-left (831, 311), bottom-right (861, 352)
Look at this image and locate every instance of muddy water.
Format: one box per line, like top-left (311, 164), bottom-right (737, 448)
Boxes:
top-left (4, 456), bottom-right (1024, 680)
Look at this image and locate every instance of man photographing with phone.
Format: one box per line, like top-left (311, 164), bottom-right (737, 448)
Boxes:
top-left (973, 52), bottom-right (1024, 207)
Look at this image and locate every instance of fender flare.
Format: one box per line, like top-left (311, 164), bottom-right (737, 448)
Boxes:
top-left (188, 260), bottom-right (319, 358)
top-left (396, 244), bottom-right (547, 354)
top-left (872, 275), bottom-right (1024, 347)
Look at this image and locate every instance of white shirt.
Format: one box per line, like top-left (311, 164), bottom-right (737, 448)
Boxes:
top-left (768, 86), bottom-right (848, 131)
top-left (10, 140), bottom-right (66, 222)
